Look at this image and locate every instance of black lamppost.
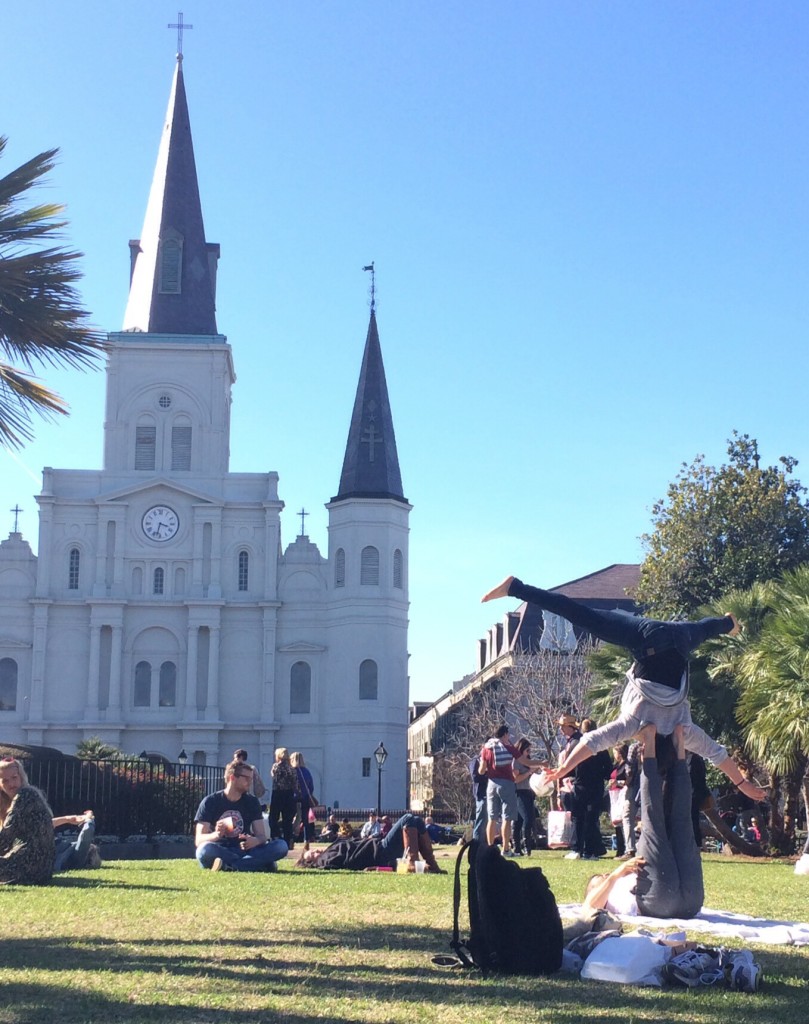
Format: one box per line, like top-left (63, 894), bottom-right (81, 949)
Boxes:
top-left (374, 741), bottom-right (388, 816)
top-left (178, 749), bottom-right (188, 765)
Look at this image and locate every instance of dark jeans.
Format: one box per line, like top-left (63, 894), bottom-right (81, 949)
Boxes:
top-left (634, 758), bottom-right (704, 918)
top-left (269, 789), bottom-right (296, 846)
top-left (509, 579), bottom-right (728, 660)
top-left (379, 813), bottom-right (425, 861)
top-left (297, 803), bottom-right (315, 843)
top-left (513, 789), bottom-right (536, 853)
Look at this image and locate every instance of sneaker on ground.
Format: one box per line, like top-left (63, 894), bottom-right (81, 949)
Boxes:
top-left (564, 851), bottom-right (581, 860)
top-left (723, 950), bottom-right (762, 993)
top-left (211, 857), bottom-right (224, 872)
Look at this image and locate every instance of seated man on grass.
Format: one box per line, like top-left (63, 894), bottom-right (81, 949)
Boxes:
top-left (195, 759), bottom-right (288, 872)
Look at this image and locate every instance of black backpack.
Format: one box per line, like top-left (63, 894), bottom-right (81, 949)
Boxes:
top-left (448, 839), bottom-right (563, 975)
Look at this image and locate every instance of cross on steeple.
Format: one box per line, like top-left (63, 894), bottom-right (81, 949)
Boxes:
top-left (168, 11), bottom-right (193, 58)
top-left (361, 422), bottom-right (381, 463)
top-left (10, 505), bottom-right (23, 533)
top-left (297, 507), bottom-right (309, 537)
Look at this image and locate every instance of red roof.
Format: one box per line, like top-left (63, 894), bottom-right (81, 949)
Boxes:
top-left (549, 563), bottom-right (639, 602)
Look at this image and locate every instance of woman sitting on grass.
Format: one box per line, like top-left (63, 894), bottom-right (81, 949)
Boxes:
top-left (296, 813), bottom-right (445, 872)
top-left (0, 757), bottom-right (55, 885)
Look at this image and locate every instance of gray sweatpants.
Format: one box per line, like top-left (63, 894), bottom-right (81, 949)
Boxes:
top-left (634, 758), bottom-right (704, 919)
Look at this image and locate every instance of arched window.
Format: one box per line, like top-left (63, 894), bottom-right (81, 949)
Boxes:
top-left (393, 548), bottom-right (403, 589)
top-left (360, 546), bottom-right (379, 585)
top-left (171, 417), bottom-right (192, 471)
top-left (359, 659), bottom-right (378, 701)
top-left (68, 548), bottom-right (80, 590)
top-left (134, 661), bottom-right (151, 707)
top-left (159, 661), bottom-right (177, 707)
top-left (158, 235), bottom-right (183, 294)
top-left (135, 421), bottom-right (156, 470)
top-left (290, 661), bottom-right (311, 714)
top-left (153, 567), bottom-right (164, 595)
top-left (0, 658), bottom-right (18, 711)
top-left (238, 550), bottom-right (249, 592)
top-left (174, 567), bottom-right (185, 595)
top-left (334, 548), bottom-right (345, 588)
top-left (132, 566), bottom-right (143, 595)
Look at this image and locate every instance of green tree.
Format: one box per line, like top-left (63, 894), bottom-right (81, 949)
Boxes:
top-left (75, 736), bottom-right (126, 760)
top-left (636, 433), bottom-right (809, 618)
top-left (728, 567), bottom-right (809, 850)
top-left (0, 136), bottom-right (104, 448)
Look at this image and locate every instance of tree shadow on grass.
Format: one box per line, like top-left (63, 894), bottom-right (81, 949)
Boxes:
top-left (0, 929), bottom-right (804, 1024)
top-left (50, 875), bottom-right (188, 892)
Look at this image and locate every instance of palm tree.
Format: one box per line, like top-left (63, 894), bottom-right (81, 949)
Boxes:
top-left (702, 571), bottom-right (809, 853)
top-left (75, 736), bottom-right (125, 761)
top-left (0, 135), bottom-right (104, 448)
top-left (732, 568), bottom-right (809, 850)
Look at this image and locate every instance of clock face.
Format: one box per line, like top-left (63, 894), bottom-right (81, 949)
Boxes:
top-left (142, 505), bottom-right (179, 542)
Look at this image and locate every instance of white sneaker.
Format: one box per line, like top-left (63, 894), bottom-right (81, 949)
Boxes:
top-left (564, 851), bottom-right (581, 860)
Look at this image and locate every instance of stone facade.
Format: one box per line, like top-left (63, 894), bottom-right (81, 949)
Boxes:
top-left (0, 57), bottom-right (410, 810)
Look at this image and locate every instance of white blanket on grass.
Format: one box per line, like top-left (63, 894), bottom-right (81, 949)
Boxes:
top-left (558, 903), bottom-right (809, 946)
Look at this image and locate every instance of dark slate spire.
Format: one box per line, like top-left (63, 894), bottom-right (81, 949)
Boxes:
top-left (333, 311), bottom-right (406, 503)
top-left (123, 56), bottom-right (219, 335)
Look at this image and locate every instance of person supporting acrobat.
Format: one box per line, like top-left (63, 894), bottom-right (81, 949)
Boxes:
top-left (481, 576), bottom-right (767, 801)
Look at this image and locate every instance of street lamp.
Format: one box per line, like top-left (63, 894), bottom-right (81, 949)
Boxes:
top-left (374, 741), bottom-right (388, 816)
top-left (178, 749), bottom-right (188, 765)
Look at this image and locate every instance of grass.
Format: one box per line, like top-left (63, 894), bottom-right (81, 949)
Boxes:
top-left (0, 850), bottom-right (806, 1024)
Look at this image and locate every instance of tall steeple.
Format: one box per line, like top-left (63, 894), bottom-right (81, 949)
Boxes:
top-left (123, 56), bottom-right (219, 335)
top-left (333, 310), bottom-right (406, 503)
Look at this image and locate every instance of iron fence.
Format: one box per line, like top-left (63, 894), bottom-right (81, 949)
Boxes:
top-left (24, 758), bottom-right (224, 840)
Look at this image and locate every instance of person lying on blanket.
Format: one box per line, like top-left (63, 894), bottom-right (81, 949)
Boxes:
top-left (482, 576), bottom-right (767, 802)
top-left (582, 724), bottom-right (705, 920)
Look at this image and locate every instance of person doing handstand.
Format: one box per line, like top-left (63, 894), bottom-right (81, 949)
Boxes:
top-left (481, 576), bottom-right (766, 800)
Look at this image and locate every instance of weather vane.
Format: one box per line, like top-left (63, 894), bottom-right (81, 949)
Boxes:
top-left (362, 262), bottom-right (376, 312)
top-left (168, 11), bottom-right (193, 58)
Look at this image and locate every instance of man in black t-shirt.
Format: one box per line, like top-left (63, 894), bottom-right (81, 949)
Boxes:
top-left (194, 759), bottom-right (288, 872)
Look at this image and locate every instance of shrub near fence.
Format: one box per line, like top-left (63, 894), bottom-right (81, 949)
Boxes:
top-left (24, 759), bottom-right (223, 839)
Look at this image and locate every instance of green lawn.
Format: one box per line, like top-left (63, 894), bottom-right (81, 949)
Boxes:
top-left (0, 851), bottom-right (806, 1024)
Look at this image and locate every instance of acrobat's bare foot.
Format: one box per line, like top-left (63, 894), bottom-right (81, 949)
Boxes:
top-left (724, 612), bottom-right (741, 637)
top-left (673, 724), bottom-right (686, 760)
top-left (637, 722), bottom-right (656, 755)
top-left (481, 576), bottom-right (515, 603)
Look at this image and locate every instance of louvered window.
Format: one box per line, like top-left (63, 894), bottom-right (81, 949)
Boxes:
top-left (159, 237), bottom-right (182, 294)
top-left (171, 422), bottom-right (192, 470)
top-left (360, 546), bottom-right (379, 585)
top-left (393, 549), bottom-right (403, 589)
top-left (135, 425), bottom-right (156, 470)
top-left (334, 548), bottom-right (345, 588)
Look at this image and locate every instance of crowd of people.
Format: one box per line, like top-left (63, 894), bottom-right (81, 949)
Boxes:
top-left (0, 574), bottom-right (800, 907)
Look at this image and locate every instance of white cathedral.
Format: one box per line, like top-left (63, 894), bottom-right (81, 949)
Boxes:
top-left (0, 56), bottom-right (411, 809)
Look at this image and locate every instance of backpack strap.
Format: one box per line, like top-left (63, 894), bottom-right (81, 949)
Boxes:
top-left (448, 838), bottom-right (477, 969)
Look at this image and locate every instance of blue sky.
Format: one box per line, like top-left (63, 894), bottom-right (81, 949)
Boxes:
top-left (3, 2), bottom-right (808, 702)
